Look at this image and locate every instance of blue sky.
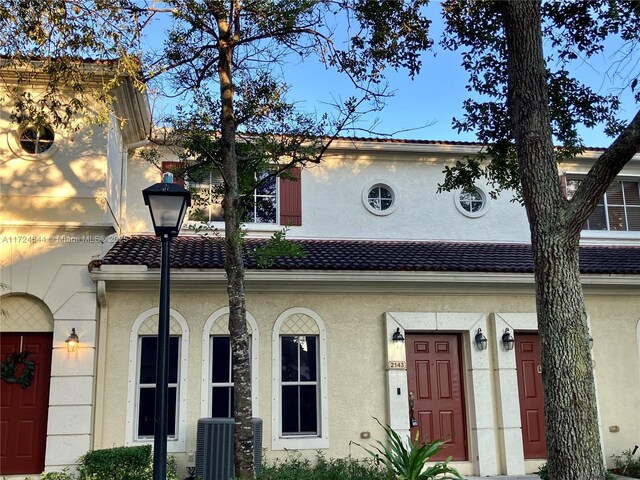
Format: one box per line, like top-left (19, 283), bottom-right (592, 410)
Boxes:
top-left (279, 10), bottom-right (638, 149)
top-left (147, 4), bottom-right (638, 149)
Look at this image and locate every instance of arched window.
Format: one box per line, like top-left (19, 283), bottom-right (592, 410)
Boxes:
top-left (200, 308), bottom-right (260, 418)
top-left (271, 307), bottom-right (328, 450)
top-left (125, 308), bottom-right (189, 452)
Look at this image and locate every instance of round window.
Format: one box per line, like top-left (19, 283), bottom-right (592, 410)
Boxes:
top-left (368, 185), bottom-right (394, 211)
top-left (454, 186), bottom-right (490, 218)
top-left (459, 190), bottom-right (484, 213)
top-left (19, 125), bottom-right (55, 154)
top-left (362, 181), bottom-right (398, 216)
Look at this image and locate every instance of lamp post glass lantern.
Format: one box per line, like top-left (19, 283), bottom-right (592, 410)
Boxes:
top-left (143, 182), bottom-right (192, 237)
top-left (143, 181), bottom-right (190, 480)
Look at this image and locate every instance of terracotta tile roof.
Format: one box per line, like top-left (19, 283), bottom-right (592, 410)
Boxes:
top-left (98, 235), bottom-right (640, 275)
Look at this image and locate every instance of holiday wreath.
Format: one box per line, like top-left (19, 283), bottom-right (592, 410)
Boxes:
top-left (1, 351), bottom-right (36, 388)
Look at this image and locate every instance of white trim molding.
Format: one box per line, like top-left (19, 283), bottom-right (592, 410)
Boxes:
top-left (125, 307), bottom-right (189, 452)
top-left (200, 307), bottom-right (260, 418)
top-left (271, 307), bottom-right (329, 450)
top-left (385, 311), bottom-right (496, 477)
top-left (637, 318), bottom-right (640, 393)
top-left (492, 313), bottom-right (537, 475)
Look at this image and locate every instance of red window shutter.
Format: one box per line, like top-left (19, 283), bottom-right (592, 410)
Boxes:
top-left (279, 167), bottom-right (302, 226)
top-left (560, 173), bottom-right (567, 199)
top-left (161, 161), bottom-right (185, 187)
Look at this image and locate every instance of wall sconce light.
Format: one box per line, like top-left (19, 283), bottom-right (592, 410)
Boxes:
top-left (475, 328), bottom-right (488, 351)
top-left (588, 334), bottom-right (593, 350)
top-left (392, 327), bottom-right (405, 349)
top-left (502, 328), bottom-right (515, 351)
top-left (66, 328), bottom-right (79, 352)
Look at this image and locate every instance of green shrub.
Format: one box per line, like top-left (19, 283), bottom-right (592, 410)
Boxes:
top-left (357, 420), bottom-right (463, 480)
top-left (41, 470), bottom-right (74, 480)
top-left (611, 448), bottom-right (640, 479)
top-left (77, 445), bottom-right (177, 480)
top-left (258, 452), bottom-right (393, 480)
top-left (536, 463), bottom-right (548, 480)
top-left (78, 445), bottom-right (152, 480)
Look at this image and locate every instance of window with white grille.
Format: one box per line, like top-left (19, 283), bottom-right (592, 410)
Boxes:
top-left (566, 178), bottom-right (640, 231)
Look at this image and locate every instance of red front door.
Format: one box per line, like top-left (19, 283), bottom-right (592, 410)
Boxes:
top-left (515, 332), bottom-right (546, 459)
top-left (0, 333), bottom-right (52, 475)
top-left (406, 333), bottom-right (467, 460)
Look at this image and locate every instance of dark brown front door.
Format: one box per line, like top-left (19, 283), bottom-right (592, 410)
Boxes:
top-left (515, 332), bottom-right (546, 459)
top-left (406, 333), bottom-right (467, 460)
top-left (0, 333), bottom-right (52, 475)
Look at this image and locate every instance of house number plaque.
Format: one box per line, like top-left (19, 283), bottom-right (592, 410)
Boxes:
top-left (388, 361), bottom-right (406, 370)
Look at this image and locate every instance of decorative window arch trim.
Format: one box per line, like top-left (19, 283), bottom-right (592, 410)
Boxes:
top-left (271, 307), bottom-right (328, 450)
top-left (0, 293), bottom-right (54, 332)
top-left (200, 307), bottom-right (260, 418)
top-left (125, 307), bottom-right (189, 452)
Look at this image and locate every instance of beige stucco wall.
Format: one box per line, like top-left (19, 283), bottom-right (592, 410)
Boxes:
top-left (0, 82), bottom-right (129, 474)
top-left (124, 143), bottom-right (640, 245)
top-left (585, 295), bottom-right (640, 456)
top-left (0, 86), bottom-right (116, 227)
top-left (95, 284), bottom-right (639, 476)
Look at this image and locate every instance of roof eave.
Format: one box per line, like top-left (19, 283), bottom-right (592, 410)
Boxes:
top-left (91, 268), bottom-right (640, 294)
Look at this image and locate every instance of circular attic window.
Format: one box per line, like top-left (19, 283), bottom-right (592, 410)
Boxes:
top-left (362, 181), bottom-right (398, 216)
top-left (19, 125), bottom-right (55, 154)
top-left (454, 186), bottom-right (490, 218)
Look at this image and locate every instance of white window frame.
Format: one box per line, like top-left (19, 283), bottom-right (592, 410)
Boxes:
top-left (185, 170), bottom-right (279, 227)
top-left (245, 170), bottom-right (279, 224)
top-left (362, 180), bottom-right (399, 216)
top-left (200, 307), bottom-right (260, 418)
top-left (186, 170), bottom-right (224, 224)
top-left (271, 307), bottom-right (328, 450)
top-left (125, 308), bottom-right (189, 452)
top-left (454, 185), bottom-right (490, 218)
top-left (567, 176), bottom-right (640, 232)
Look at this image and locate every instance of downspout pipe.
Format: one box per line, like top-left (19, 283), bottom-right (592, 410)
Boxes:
top-left (92, 280), bottom-right (108, 449)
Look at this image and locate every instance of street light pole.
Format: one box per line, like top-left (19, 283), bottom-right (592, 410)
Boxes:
top-left (153, 232), bottom-right (171, 480)
top-left (143, 177), bottom-right (190, 480)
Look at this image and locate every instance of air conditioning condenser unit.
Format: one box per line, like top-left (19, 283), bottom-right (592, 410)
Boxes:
top-left (195, 417), bottom-right (263, 480)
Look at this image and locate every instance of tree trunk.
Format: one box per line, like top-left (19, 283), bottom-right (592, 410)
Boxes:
top-left (501, 1), bottom-right (605, 479)
top-left (218, 23), bottom-right (254, 480)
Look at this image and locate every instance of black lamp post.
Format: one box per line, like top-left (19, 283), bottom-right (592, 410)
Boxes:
top-left (142, 178), bottom-right (190, 480)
